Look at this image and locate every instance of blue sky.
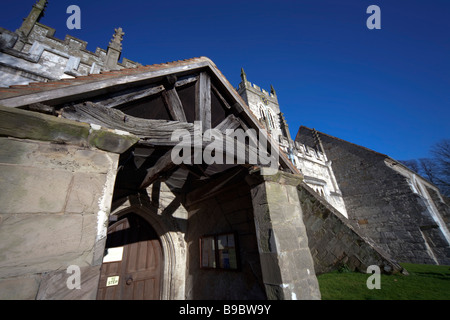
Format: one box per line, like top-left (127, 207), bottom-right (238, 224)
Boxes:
top-left (1, 0), bottom-right (449, 161)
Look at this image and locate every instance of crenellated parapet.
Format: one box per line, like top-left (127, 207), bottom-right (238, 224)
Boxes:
top-left (0, 2), bottom-right (141, 87)
top-left (237, 78), bottom-right (277, 99)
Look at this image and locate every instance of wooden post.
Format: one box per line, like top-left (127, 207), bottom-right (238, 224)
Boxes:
top-left (195, 72), bottom-right (211, 133)
top-left (162, 88), bottom-right (187, 122)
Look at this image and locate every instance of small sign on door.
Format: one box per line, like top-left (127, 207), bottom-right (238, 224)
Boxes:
top-left (103, 246), bottom-right (124, 263)
top-left (106, 276), bottom-right (120, 287)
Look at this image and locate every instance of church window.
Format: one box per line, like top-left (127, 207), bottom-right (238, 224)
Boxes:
top-left (200, 233), bottom-right (239, 270)
top-left (259, 106), bottom-right (266, 121)
top-left (267, 110), bottom-right (275, 129)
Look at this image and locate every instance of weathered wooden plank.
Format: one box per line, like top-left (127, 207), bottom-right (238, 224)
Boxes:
top-left (60, 101), bottom-right (193, 142)
top-left (92, 74), bottom-right (195, 116)
top-left (211, 83), bottom-right (231, 109)
top-left (214, 114), bottom-right (241, 134)
top-left (175, 75), bottom-right (198, 88)
top-left (139, 150), bottom-right (176, 189)
top-left (96, 84), bottom-right (165, 109)
top-left (60, 100), bottom-right (275, 168)
top-left (138, 127), bottom-right (273, 166)
top-left (231, 102), bottom-right (244, 114)
top-left (27, 103), bottom-right (56, 115)
top-left (195, 72), bottom-right (211, 133)
top-left (172, 133), bottom-right (272, 164)
top-left (161, 88), bottom-right (187, 122)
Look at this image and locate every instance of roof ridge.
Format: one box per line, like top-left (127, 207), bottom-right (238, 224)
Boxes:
top-left (298, 125), bottom-right (388, 158)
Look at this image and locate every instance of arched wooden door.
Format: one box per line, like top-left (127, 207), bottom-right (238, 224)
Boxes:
top-left (97, 213), bottom-right (163, 300)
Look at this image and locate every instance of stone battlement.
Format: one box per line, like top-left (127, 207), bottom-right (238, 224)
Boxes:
top-left (237, 80), bottom-right (276, 98)
top-left (279, 136), bottom-right (327, 163)
top-left (0, 3), bottom-right (141, 87)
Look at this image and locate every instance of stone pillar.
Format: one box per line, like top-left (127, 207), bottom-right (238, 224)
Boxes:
top-left (246, 167), bottom-right (321, 300)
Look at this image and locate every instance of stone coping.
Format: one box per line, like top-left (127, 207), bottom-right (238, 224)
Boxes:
top-left (0, 105), bottom-right (138, 154)
top-left (246, 166), bottom-right (303, 187)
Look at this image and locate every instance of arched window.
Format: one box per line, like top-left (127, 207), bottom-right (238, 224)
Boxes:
top-left (259, 106), bottom-right (266, 121)
top-left (267, 110), bottom-right (275, 129)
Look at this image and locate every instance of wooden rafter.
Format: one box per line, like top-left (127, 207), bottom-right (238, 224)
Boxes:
top-left (139, 150), bottom-right (176, 189)
top-left (211, 83), bottom-right (231, 110)
top-left (214, 114), bottom-right (241, 134)
top-left (195, 72), bottom-right (211, 133)
top-left (91, 75), bottom-right (197, 110)
top-left (61, 101), bottom-right (193, 144)
top-left (95, 84), bottom-right (165, 109)
top-left (161, 87), bottom-right (187, 122)
top-left (174, 75), bottom-right (198, 88)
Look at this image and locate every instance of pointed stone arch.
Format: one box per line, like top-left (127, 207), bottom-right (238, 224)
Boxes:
top-left (108, 195), bottom-right (188, 300)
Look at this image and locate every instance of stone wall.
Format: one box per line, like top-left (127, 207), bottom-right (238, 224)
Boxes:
top-left (184, 178), bottom-right (266, 300)
top-left (298, 183), bottom-right (403, 275)
top-left (0, 106), bottom-right (138, 299)
top-left (0, 138), bottom-right (118, 299)
top-left (296, 127), bottom-right (450, 265)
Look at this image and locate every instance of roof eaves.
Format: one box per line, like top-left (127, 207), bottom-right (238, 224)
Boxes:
top-left (0, 57), bottom-right (210, 107)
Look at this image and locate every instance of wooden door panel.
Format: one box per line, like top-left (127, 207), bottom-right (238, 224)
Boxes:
top-left (122, 278), bottom-right (156, 300)
top-left (97, 213), bottom-right (162, 300)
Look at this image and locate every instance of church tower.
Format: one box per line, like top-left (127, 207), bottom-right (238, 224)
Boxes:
top-left (237, 69), bottom-right (348, 218)
top-left (236, 68), bottom-right (288, 144)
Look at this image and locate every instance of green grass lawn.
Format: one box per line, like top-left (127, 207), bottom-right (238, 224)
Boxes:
top-left (317, 263), bottom-right (450, 300)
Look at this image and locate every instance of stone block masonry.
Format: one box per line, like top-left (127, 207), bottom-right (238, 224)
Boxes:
top-left (0, 138), bottom-right (118, 299)
top-left (298, 183), bottom-right (403, 275)
top-left (296, 126), bottom-right (450, 265)
top-left (0, 106), bottom-right (138, 299)
top-left (246, 168), bottom-right (321, 300)
top-left (184, 176), bottom-right (266, 300)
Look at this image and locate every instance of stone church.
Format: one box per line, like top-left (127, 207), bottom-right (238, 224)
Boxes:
top-left (0, 1), bottom-right (448, 300)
